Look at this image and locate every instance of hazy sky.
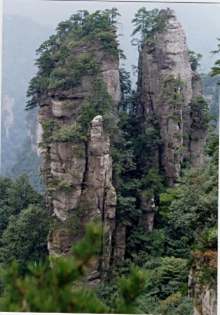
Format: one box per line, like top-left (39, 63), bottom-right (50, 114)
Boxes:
top-left (3, 0), bottom-right (220, 78)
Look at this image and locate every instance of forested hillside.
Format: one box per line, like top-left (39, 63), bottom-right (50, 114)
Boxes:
top-left (0, 8), bottom-right (218, 315)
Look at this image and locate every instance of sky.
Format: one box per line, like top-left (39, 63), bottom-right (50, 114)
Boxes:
top-left (3, 0), bottom-right (220, 79)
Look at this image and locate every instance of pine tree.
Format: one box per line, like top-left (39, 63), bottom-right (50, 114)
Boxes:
top-left (0, 223), bottom-right (146, 313)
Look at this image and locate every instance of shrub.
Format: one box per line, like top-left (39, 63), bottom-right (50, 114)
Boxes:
top-left (190, 96), bottom-right (210, 130)
top-left (52, 123), bottom-right (86, 143)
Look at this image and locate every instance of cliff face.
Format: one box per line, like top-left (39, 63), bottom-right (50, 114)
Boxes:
top-left (136, 11), bottom-right (213, 312)
top-left (189, 251), bottom-right (217, 315)
top-left (190, 280), bottom-right (217, 315)
top-left (137, 10), bottom-right (207, 186)
top-left (30, 9), bottom-right (215, 310)
top-left (38, 41), bottom-right (120, 280)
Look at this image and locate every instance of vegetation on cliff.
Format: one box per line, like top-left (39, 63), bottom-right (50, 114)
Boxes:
top-left (26, 9), bottom-right (121, 110)
top-left (132, 8), bottom-right (172, 46)
top-left (0, 8), bottom-right (218, 314)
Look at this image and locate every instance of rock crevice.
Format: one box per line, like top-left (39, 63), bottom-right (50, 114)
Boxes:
top-left (137, 10), bottom-right (207, 186)
top-left (38, 41), bottom-right (120, 280)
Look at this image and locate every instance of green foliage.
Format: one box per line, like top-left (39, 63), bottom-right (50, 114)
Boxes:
top-left (134, 256), bottom-right (190, 314)
top-left (128, 228), bottom-right (166, 257)
top-left (141, 168), bottom-right (164, 195)
top-left (0, 205), bottom-right (49, 270)
top-left (111, 86), bottom-right (142, 228)
top-left (149, 256), bottom-right (188, 299)
top-left (52, 123), bottom-right (87, 143)
top-left (72, 222), bottom-right (102, 266)
top-left (205, 129), bottom-right (219, 160)
top-left (26, 9), bottom-right (120, 110)
top-left (132, 8), bottom-right (172, 45)
top-left (191, 249), bottom-right (217, 287)
top-left (159, 293), bottom-right (193, 315)
top-left (188, 50), bottom-right (202, 71)
top-left (190, 96), bottom-right (210, 130)
top-left (198, 226), bottom-right (217, 250)
top-left (211, 38), bottom-right (220, 77)
top-left (134, 119), bottom-right (161, 174)
top-left (0, 223), bottom-right (107, 313)
top-left (119, 68), bottom-right (132, 112)
top-left (79, 78), bottom-right (117, 138)
top-left (41, 119), bottom-right (58, 144)
top-left (116, 195), bottom-right (138, 226)
top-left (118, 128), bottom-right (217, 313)
top-left (0, 176), bottom-right (48, 273)
top-left (7, 10), bottom-right (217, 314)
top-left (40, 79), bottom-right (116, 144)
top-left (160, 76), bottom-right (185, 115)
top-left (117, 267), bottom-right (146, 313)
top-left (56, 180), bottom-right (74, 192)
top-left (0, 223), bottom-right (146, 313)
top-left (158, 131), bottom-right (218, 257)
top-left (0, 175), bottom-right (42, 237)
top-left (112, 58), bottom-right (165, 258)
top-left (48, 53), bottom-right (99, 90)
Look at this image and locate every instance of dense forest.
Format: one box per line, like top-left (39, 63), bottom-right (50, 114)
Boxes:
top-left (0, 8), bottom-right (218, 315)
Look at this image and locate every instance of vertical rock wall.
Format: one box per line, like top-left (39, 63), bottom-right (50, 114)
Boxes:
top-left (38, 43), bottom-right (120, 280)
top-left (188, 251), bottom-right (217, 315)
top-left (137, 10), bottom-right (212, 313)
top-left (36, 9), bottom-right (211, 296)
top-left (137, 9), bottom-right (207, 186)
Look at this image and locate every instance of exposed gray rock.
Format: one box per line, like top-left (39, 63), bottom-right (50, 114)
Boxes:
top-left (113, 223), bottom-right (126, 262)
top-left (139, 192), bottom-right (156, 232)
top-left (137, 9), bottom-right (207, 186)
top-left (102, 69), bottom-right (121, 106)
top-left (136, 10), bottom-right (208, 263)
top-left (193, 287), bottom-right (217, 315)
top-left (81, 115), bottom-right (117, 274)
top-left (189, 252), bottom-right (217, 315)
top-left (38, 43), bottom-right (120, 279)
top-left (190, 73), bottom-right (207, 167)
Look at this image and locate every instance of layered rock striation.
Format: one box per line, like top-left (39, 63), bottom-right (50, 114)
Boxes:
top-left (37, 37), bottom-right (120, 280)
top-left (136, 10), bottom-right (213, 314)
top-left (137, 9), bottom-right (207, 186)
top-left (32, 9), bottom-right (212, 295)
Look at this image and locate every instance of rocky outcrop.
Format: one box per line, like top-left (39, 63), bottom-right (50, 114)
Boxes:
top-left (36, 8), bottom-right (211, 289)
top-left (192, 285), bottom-right (217, 315)
top-left (47, 115), bottom-right (116, 281)
top-left (189, 251), bottom-right (217, 315)
top-left (79, 115), bottom-right (117, 275)
top-left (113, 223), bottom-right (126, 263)
top-left (137, 9), bottom-right (207, 186)
top-left (38, 41), bottom-right (120, 280)
top-left (139, 193), bottom-right (156, 232)
top-left (136, 9), bottom-right (208, 236)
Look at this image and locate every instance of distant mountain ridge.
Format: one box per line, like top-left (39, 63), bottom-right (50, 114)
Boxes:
top-left (1, 15), bottom-right (52, 185)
